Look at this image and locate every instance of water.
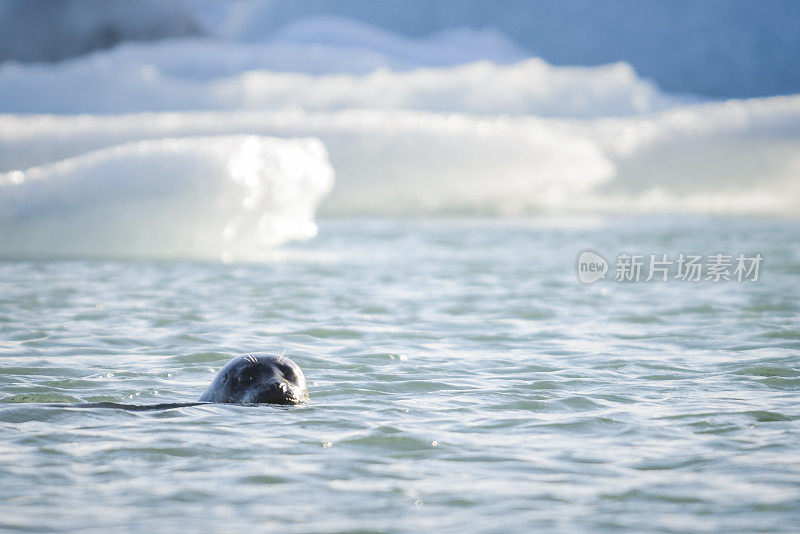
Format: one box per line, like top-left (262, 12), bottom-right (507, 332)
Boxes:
top-left (1, 216), bottom-right (799, 533)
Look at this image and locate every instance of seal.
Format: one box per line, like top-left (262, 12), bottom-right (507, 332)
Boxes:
top-left (43, 353), bottom-right (308, 410)
top-left (199, 353), bottom-right (308, 405)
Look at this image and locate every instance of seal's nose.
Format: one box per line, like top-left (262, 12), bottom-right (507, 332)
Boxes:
top-left (254, 380), bottom-right (295, 404)
top-left (270, 381), bottom-right (288, 394)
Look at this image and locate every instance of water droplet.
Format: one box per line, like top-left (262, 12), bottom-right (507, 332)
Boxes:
top-left (322, 441), bottom-right (333, 448)
top-left (414, 499), bottom-right (423, 507)
top-left (431, 440), bottom-right (439, 447)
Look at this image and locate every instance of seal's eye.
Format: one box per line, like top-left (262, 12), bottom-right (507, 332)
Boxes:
top-left (238, 368), bottom-right (258, 383)
top-left (278, 364), bottom-right (297, 382)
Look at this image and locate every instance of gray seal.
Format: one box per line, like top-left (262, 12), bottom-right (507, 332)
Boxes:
top-left (42, 353), bottom-right (308, 410)
top-left (199, 353), bottom-right (308, 405)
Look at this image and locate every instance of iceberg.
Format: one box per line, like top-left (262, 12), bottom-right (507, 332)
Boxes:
top-left (0, 136), bottom-right (334, 261)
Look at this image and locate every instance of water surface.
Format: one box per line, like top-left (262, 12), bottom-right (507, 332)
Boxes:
top-left (1, 216), bottom-right (799, 532)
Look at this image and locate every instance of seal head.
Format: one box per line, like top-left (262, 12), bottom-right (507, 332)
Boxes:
top-left (199, 354), bottom-right (308, 405)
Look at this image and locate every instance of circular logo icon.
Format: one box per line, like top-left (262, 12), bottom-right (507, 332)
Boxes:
top-left (577, 250), bottom-right (608, 283)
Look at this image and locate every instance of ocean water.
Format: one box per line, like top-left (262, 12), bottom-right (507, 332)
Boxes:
top-left (2, 216), bottom-right (799, 533)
